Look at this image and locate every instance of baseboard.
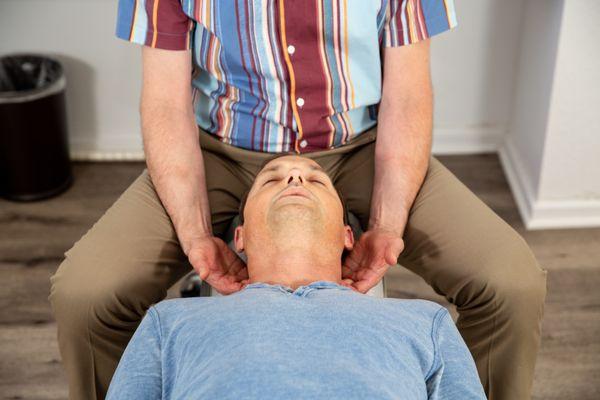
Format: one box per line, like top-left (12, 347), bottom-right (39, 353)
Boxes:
top-left (431, 126), bottom-right (506, 155)
top-left (69, 135), bottom-right (145, 161)
top-left (70, 149), bottom-right (146, 161)
top-left (497, 138), bottom-right (537, 228)
top-left (529, 199), bottom-right (600, 230)
top-left (499, 137), bottom-right (600, 230)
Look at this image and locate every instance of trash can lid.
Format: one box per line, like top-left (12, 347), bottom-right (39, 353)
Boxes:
top-left (0, 53), bottom-right (66, 104)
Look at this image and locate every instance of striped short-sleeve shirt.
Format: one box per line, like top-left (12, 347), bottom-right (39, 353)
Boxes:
top-left (116, 0), bottom-right (458, 154)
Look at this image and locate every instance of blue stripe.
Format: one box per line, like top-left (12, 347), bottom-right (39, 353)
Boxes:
top-left (115, 0), bottom-right (136, 40)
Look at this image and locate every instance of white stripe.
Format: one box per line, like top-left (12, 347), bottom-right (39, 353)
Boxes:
top-left (400, 0), bottom-right (409, 45)
top-left (132, 0), bottom-right (149, 43)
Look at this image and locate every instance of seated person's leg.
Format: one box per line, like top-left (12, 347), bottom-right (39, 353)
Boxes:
top-left (49, 169), bottom-right (191, 399)
top-left (49, 150), bottom-right (248, 398)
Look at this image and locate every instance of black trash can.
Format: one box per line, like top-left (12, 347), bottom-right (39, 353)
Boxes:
top-left (0, 53), bottom-right (73, 201)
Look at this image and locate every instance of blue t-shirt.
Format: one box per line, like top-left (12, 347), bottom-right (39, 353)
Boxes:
top-left (106, 281), bottom-right (486, 399)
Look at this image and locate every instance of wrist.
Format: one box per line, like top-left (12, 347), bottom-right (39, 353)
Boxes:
top-left (368, 215), bottom-right (407, 238)
top-left (179, 230), bottom-right (213, 256)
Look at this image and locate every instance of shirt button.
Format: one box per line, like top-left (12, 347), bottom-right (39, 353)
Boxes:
top-left (296, 97), bottom-right (305, 107)
top-left (299, 139), bottom-right (308, 148)
top-left (287, 45), bottom-right (295, 55)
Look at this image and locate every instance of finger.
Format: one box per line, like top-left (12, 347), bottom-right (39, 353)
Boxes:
top-left (212, 279), bottom-right (241, 295)
top-left (343, 249), bottom-right (362, 272)
top-left (353, 278), bottom-right (375, 294)
top-left (341, 265), bottom-right (356, 280)
top-left (346, 284), bottom-right (360, 292)
top-left (339, 278), bottom-right (355, 289)
top-left (224, 253), bottom-right (248, 279)
top-left (224, 255), bottom-right (245, 277)
top-left (232, 278), bottom-right (252, 292)
top-left (236, 266), bottom-right (249, 280)
top-left (215, 285), bottom-right (234, 295)
top-left (215, 240), bottom-right (242, 275)
top-left (219, 271), bottom-right (253, 291)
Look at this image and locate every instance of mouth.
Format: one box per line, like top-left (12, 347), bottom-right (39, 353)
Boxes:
top-left (277, 187), bottom-right (312, 201)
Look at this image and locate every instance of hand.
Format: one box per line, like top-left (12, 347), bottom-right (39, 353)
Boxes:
top-left (186, 235), bottom-right (249, 295)
top-left (341, 228), bottom-right (405, 293)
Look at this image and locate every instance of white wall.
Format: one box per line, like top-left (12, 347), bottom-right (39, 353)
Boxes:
top-left (500, 0), bottom-right (600, 229)
top-left (1, 0), bottom-right (144, 159)
top-left (431, 0), bottom-right (525, 153)
top-left (539, 1), bottom-right (600, 201)
top-left (0, 0), bottom-right (524, 158)
top-left (501, 0), bottom-right (564, 199)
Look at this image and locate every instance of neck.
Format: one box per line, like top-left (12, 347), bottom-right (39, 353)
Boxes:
top-left (246, 241), bottom-right (341, 290)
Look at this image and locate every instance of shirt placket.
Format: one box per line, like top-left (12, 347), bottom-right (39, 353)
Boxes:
top-left (278, 0), bottom-right (330, 154)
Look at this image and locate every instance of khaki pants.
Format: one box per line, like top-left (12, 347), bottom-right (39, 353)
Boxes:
top-left (49, 124), bottom-right (547, 400)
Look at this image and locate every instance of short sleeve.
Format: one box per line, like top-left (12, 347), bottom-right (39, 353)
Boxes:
top-left (381, 0), bottom-right (458, 47)
top-left (106, 307), bottom-right (163, 399)
top-left (425, 308), bottom-right (487, 399)
top-left (115, 0), bottom-right (194, 50)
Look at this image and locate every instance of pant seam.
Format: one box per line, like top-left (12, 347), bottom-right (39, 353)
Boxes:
top-left (486, 298), bottom-right (498, 397)
top-left (86, 300), bottom-right (99, 399)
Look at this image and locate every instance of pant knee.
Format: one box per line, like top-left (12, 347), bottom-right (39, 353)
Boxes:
top-left (455, 232), bottom-right (546, 313)
top-left (475, 235), bottom-right (548, 314)
top-left (49, 255), bottom-right (147, 334)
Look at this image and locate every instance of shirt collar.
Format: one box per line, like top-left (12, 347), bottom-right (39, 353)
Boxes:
top-left (243, 280), bottom-right (352, 293)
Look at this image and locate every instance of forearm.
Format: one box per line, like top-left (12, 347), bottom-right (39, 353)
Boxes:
top-left (368, 88), bottom-right (433, 237)
top-left (141, 102), bottom-right (213, 255)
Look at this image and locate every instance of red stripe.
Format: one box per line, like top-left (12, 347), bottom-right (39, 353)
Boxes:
top-left (153, 0), bottom-right (192, 49)
top-left (274, 0), bottom-right (295, 144)
top-left (391, 0), bottom-right (402, 46)
top-left (284, 0), bottom-right (332, 152)
top-left (144, 0), bottom-right (155, 46)
top-left (415, 0), bottom-right (428, 41)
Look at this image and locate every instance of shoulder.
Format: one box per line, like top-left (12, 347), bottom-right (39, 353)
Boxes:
top-left (149, 297), bottom-right (213, 326)
top-left (379, 298), bottom-right (452, 336)
top-left (149, 294), bottom-right (250, 326)
top-left (383, 297), bottom-right (447, 319)
top-left (152, 296), bottom-right (215, 316)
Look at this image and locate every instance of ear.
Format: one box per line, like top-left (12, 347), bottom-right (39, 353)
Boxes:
top-left (343, 224), bottom-right (354, 251)
top-left (234, 225), bottom-right (245, 253)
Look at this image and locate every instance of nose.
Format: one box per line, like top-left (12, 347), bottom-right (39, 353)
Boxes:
top-left (286, 168), bottom-right (304, 185)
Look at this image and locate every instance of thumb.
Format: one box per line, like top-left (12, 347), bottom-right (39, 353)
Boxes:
top-left (384, 239), bottom-right (402, 266)
top-left (196, 265), bottom-right (210, 280)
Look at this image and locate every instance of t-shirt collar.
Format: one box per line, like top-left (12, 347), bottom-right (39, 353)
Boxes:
top-left (243, 280), bottom-right (352, 293)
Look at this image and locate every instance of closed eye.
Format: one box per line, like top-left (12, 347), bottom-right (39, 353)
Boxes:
top-left (262, 175), bottom-right (327, 186)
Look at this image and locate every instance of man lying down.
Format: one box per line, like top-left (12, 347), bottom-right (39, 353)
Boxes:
top-left (106, 155), bottom-right (486, 399)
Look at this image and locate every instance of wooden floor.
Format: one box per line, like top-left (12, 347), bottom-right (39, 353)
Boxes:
top-left (1, 154), bottom-right (599, 400)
